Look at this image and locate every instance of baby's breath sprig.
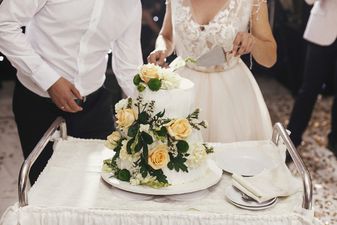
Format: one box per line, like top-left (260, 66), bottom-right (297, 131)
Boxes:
top-left (187, 108), bottom-right (208, 130)
top-left (147, 100), bottom-right (155, 115)
top-left (187, 108), bottom-right (200, 120)
top-left (203, 144), bottom-right (214, 154)
top-left (127, 97), bottom-right (133, 109)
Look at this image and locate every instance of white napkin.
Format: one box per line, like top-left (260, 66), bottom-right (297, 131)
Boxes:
top-left (232, 163), bottom-right (301, 203)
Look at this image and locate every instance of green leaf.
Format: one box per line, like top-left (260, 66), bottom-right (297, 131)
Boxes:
top-left (141, 171), bottom-right (147, 178)
top-left (176, 140), bottom-right (189, 153)
top-left (138, 112), bottom-right (150, 124)
top-left (167, 161), bottom-right (174, 170)
top-left (152, 169), bottom-right (168, 183)
top-left (143, 144), bottom-right (149, 163)
top-left (157, 127), bottom-right (167, 137)
top-left (168, 153), bottom-right (189, 173)
top-left (126, 138), bottom-right (135, 154)
top-left (137, 84), bottom-right (146, 92)
top-left (154, 109), bottom-right (166, 118)
top-left (179, 163), bottom-right (188, 172)
top-left (128, 123), bottom-right (140, 137)
top-left (147, 78), bottom-right (162, 91)
top-left (112, 145), bottom-right (122, 160)
top-left (139, 158), bottom-right (148, 178)
top-left (134, 141), bottom-right (143, 152)
top-left (141, 131), bottom-right (153, 144)
top-left (133, 74), bottom-right (141, 85)
top-left (117, 169), bottom-right (131, 181)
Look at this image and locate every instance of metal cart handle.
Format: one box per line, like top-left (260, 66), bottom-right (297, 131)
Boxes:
top-left (272, 122), bottom-right (313, 210)
top-left (18, 120), bottom-right (312, 210)
top-left (18, 117), bottom-right (67, 207)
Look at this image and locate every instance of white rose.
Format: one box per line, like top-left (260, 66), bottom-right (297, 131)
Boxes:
top-left (115, 98), bottom-right (129, 112)
top-left (186, 143), bottom-right (207, 168)
top-left (160, 69), bottom-right (182, 90)
top-left (130, 178), bottom-right (140, 185)
top-left (139, 124), bottom-right (150, 132)
top-left (168, 56), bottom-right (186, 71)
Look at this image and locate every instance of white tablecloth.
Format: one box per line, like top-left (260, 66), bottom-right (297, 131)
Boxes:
top-left (0, 138), bottom-right (323, 225)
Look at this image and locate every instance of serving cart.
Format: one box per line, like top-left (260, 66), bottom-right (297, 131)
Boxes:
top-left (0, 117), bottom-right (322, 225)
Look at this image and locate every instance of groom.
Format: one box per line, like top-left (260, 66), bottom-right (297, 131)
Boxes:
top-left (288, 0), bottom-right (337, 156)
top-left (0, 0), bottom-right (143, 183)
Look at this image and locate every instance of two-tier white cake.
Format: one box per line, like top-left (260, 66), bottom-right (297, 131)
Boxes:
top-left (103, 64), bottom-right (213, 188)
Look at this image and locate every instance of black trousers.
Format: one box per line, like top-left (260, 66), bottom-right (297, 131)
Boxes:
top-left (13, 80), bottom-right (115, 184)
top-left (288, 39), bottom-right (337, 147)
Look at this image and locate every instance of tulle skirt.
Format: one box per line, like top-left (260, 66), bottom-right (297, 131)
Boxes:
top-left (177, 60), bottom-right (272, 143)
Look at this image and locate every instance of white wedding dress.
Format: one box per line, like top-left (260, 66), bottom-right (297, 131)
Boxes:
top-left (170, 0), bottom-right (272, 142)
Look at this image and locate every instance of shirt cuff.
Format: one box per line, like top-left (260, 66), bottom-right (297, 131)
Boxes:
top-left (32, 63), bottom-right (61, 91)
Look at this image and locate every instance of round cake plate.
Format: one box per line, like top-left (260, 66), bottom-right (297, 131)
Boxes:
top-left (101, 159), bottom-right (222, 195)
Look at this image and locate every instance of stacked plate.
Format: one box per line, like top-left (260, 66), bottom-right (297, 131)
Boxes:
top-left (225, 186), bottom-right (277, 210)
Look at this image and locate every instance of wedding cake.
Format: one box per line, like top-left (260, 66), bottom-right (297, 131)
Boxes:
top-left (103, 63), bottom-right (213, 188)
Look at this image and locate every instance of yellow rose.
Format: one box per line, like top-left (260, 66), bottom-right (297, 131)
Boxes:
top-left (148, 144), bottom-right (170, 170)
top-left (105, 131), bottom-right (121, 149)
top-left (139, 64), bottom-right (160, 83)
top-left (166, 118), bottom-right (192, 140)
top-left (116, 108), bottom-right (138, 128)
top-left (108, 131), bottom-right (121, 143)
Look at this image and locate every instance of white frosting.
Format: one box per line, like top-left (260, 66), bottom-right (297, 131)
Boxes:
top-left (117, 77), bottom-right (209, 186)
top-left (140, 78), bottom-right (195, 118)
top-left (162, 160), bottom-right (208, 185)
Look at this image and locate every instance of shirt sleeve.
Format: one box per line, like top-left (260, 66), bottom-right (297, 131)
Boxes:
top-left (111, 1), bottom-right (143, 98)
top-left (0, 0), bottom-right (60, 91)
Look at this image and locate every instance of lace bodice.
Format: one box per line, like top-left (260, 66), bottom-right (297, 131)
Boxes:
top-left (171, 0), bottom-right (254, 59)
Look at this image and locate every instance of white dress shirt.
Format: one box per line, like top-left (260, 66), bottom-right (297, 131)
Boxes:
top-left (0, 0), bottom-right (143, 97)
top-left (303, 0), bottom-right (337, 46)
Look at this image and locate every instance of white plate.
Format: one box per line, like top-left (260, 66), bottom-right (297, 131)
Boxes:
top-left (225, 185), bottom-right (277, 208)
top-left (229, 199), bottom-right (277, 211)
top-left (212, 147), bottom-right (275, 176)
top-left (101, 159), bottom-right (222, 195)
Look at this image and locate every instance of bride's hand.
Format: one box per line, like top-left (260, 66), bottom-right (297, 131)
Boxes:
top-left (147, 49), bottom-right (167, 67)
top-left (231, 32), bottom-right (255, 57)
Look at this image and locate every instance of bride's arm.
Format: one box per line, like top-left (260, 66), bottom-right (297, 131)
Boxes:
top-left (250, 0), bottom-right (277, 68)
top-left (147, 1), bottom-right (174, 66)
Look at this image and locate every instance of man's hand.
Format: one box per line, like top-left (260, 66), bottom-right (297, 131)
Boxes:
top-left (48, 77), bottom-right (83, 113)
top-left (147, 49), bottom-right (168, 67)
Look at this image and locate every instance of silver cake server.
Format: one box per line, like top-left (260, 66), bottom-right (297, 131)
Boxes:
top-left (196, 46), bottom-right (227, 67)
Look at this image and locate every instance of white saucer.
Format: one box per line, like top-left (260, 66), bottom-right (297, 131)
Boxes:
top-left (229, 199), bottom-right (277, 211)
top-left (225, 185), bottom-right (277, 209)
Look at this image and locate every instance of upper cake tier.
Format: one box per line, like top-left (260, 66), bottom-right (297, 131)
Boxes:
top-left (139, 78), bottom-right (195, 118)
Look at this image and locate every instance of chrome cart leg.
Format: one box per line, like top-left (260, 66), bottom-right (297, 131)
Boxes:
top-left (18, 117), bottom-right (68, 207)
top-left (272, 122), bottom-right (313, 210)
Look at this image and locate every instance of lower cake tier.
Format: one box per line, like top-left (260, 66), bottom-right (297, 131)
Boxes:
top-left (162, 160), bottom-right (209, 185)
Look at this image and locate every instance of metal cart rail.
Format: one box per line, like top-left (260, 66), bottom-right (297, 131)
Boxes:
top-left (18, 117), bottom-right (312, 210)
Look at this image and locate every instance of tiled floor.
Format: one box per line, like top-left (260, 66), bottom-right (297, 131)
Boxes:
top-left (0, 77), bottom-right (336, 224)
top-left (0, 81), bottom-right (23, 215)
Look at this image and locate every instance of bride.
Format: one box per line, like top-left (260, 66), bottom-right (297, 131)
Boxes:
top-left (148, 0), bottom-right (277, 142)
